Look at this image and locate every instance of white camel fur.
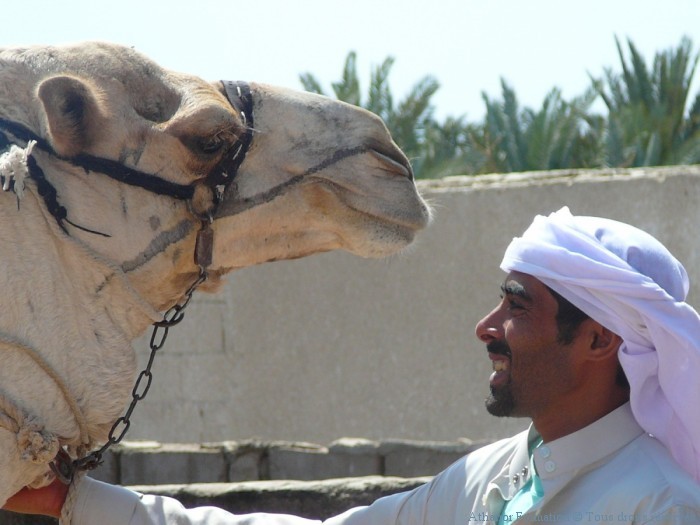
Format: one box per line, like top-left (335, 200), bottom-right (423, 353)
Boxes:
top-left (0, 42), bottom-right (430, 507)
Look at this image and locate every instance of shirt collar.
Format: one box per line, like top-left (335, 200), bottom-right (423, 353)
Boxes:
top-left (532, 402), bottom-right (643, 480)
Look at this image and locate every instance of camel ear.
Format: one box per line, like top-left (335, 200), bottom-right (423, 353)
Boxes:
top-left (37, 75), bottom-right (106, 157)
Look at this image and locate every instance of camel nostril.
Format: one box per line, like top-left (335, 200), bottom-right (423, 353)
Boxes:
top-left (370, 149), bottom-right (413, 180)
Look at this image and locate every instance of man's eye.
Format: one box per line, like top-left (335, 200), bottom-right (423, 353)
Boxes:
top-left (499, 294), bottom-right (522, 311)
top-left (503, 296), bottom-right (523, 310)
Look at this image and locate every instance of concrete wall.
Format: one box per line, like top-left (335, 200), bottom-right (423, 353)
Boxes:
top-left (124, 166), bottom-right (700, 444)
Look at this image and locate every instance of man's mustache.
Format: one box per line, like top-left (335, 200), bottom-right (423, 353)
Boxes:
top-left (487, 340), bottom-right (512, 359)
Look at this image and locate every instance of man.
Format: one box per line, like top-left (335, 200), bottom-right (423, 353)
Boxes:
top-left (5, 207), bottom-right (700, 524)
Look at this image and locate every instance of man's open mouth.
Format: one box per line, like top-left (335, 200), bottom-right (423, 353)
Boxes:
top-left (488, 352), bottom-right (511, 388)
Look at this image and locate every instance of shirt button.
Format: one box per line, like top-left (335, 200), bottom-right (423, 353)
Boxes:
top-left (539, 446), bottom-right (551, 458)
top-left (544, 460), bottom-right (556, 473)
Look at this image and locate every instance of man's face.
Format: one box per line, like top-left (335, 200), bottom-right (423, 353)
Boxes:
top-left (475, 271), bottom-right (577, 419)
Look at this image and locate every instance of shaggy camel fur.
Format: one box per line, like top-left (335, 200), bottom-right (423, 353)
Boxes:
top-left (0, 42), bottom-right (430, 508)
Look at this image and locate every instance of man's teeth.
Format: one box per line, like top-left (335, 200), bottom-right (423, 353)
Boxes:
top-left (493, 360), bottom-right (510, 372)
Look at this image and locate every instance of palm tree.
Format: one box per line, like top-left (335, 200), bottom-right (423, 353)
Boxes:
top-left (470, 80), bottom-right (599, 173)
top-left (590, 36), bottom-right (700, 167)
top-left (301, 37), bottom-right (700, 178)
top-left (416, 116), bottom-right (481, 177)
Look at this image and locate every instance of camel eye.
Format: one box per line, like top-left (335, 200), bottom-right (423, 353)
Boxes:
top-left (198, 135), bottom-right (226, 155)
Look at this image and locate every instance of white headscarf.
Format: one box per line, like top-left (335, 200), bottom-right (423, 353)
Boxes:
top-left (501, 207), bottom-right (700, 483)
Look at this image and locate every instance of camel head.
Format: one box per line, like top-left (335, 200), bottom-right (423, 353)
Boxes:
top-left (0, 42), bottom-right (431, 500)
top-left (0, 42), bottom-right (430, 313)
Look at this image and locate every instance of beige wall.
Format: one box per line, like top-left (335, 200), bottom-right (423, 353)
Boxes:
top-left (127, 166), bottom-right (700, 444)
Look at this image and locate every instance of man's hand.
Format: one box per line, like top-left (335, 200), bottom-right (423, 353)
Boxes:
top-left (2, 478), bottom-right (68, 518)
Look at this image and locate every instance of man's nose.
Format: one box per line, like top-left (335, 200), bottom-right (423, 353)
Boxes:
top-left (475, 306), bottom-right (502, 343)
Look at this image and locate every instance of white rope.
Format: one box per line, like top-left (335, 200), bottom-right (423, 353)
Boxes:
top-left (0, 389), bottom-right (59, 464)
top-left (19, 340), bottom-right (89, 447)
top-left (0, 387), bottom-right (87, 525)
top-left (59, 470), bottom-right (86, 525)
top-left (0, 338), bottom-right (92, 503)
top-left (0, 139), bottom-right (35, 199)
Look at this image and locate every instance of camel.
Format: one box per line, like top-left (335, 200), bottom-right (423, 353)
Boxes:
top-left (0, 41), bottom-right (430, 510)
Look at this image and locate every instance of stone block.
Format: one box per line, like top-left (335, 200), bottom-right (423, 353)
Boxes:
top-left (119, 441), bottom-right (226, 485)
top-left (380, 439), bottom-right (477, 477)
top-left (269, 440), bottom-right (381, 481)
top-left (88, 447), bottom-right (121, 484)
top-left (327, 437), bottom-right (382, 477)
top-left (229, 451), bottom-right (262, 481)
top-left (222, 440), bottom-right (267, 482)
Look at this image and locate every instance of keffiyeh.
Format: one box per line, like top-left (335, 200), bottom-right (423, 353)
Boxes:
top-left (501, 207), bottom-right (700, 483)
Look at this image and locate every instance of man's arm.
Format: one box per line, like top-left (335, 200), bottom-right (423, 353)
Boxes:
top-left (2, 478), bottom-right (68, 518)
top-left (3, 474), bottom-right (433, 525)
top-left (3, 477), bottom-right (329, 525)
top-left (74, 477), bottom-right (323, 525)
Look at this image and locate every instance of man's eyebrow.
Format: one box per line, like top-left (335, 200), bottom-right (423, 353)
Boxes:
top-left (500, 281), bottom-right (533, 302)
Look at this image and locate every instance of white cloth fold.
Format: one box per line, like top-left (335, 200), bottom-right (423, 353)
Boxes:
top-left (500, 207), bottom-right (700, 483)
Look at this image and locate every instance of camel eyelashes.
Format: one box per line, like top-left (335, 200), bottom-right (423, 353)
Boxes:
top-left (198, 135), bottom-right (227, 154)
top-left (182, 133), bottom-right (226, 157)
top-left (195, 128), bottom-right (240, 156)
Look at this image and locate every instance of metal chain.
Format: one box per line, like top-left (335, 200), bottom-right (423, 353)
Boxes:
top-left (24, 81), bottom-right (253, 484)
top-left (56, 266), bottom-right (209, 478)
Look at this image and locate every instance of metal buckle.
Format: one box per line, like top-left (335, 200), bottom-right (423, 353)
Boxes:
top-left (49, 448), bottom-right (75, 485)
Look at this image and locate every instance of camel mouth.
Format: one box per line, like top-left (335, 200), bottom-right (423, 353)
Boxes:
top-left (297, 145), bottom-right (430, 238)
top-left (312, 174), bottom-right (430, 234)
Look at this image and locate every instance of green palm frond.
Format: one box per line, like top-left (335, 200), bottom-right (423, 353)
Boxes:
top-left (592, 36), bottom-right (700, 167)
top-left (367, 57), bottom-right (395, 121)
top-left (300, 37), bottom-right (700, 177)
top-left (331, 51), bottom-right (361, 107)
top-left (299, 73), bottom-right (326, 96)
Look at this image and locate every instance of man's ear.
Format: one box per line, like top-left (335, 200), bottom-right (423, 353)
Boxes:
top-left (587, 321), bottom-right (623, 361)
top-left (37, 75), bottom-right (107, 157)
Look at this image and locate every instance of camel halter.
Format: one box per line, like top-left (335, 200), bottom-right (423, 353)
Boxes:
top-left (0, 82), bottom-right (254, 486)
top-left (0, 80), bottom-right (254, 230)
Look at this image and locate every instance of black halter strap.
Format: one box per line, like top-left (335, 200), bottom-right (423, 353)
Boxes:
top-left (0, 118), bottom-right (195, 201)
top-left (0, 80), bottom-right (254, 228)
top-left (211, 80), bottom-right (254, 207)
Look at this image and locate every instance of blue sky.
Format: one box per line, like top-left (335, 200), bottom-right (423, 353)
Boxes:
top-left (4, 0), bottom-right (699, 119)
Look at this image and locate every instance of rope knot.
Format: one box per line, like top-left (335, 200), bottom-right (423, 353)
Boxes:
top-left (0, 139), bottom-right (36, 199)
top-left (16, 417), bottom-right (60, 464)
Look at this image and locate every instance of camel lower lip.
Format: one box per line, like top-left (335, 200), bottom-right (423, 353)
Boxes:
top-left (314, 178), bottom-right (429, 232)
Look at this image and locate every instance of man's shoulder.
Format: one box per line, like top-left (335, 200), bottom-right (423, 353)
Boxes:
top-left (416, 429), bottom-right (530, 504)
top-left (607, 433), bottom-right (700, 504)
top-left (425, 429), bottom-right (527, 482)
